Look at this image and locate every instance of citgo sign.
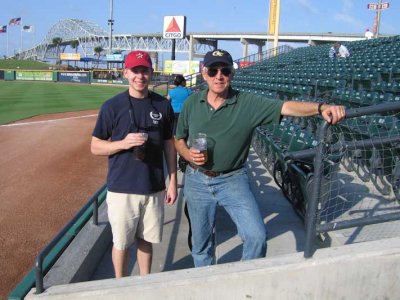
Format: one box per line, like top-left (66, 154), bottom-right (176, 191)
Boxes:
top-left (163, 16), bottom-right (186, 39)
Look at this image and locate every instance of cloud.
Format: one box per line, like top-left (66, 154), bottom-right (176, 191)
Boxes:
top-left (149, 13), bottom-right (160, 23)
top-left (296, 0), bottom-right (319, 14)
top-left (342, 0), bottom-right (354, 11)
top-left (334, 13), bottom-right (364, 30)
top-left (202, 20), bottom-right (217, 31)
top-left (334, 0), bottom-right (363, 30)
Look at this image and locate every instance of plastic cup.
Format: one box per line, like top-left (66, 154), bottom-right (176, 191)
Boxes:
top-left (133, 132), bottom-right (148, 160)
top-left (192, 133), bottom-right (208, 162)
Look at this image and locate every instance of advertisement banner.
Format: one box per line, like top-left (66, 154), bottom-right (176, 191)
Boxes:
top-left (58, 72), bottom-right (89, 83)
top-left (91, 78), bottom-right (127, 85)
top-left (163, 60), bottom-right (200, 75)
top-left (60, 53), bottom-right (81, 61)
top-left (0, 70), bottom-right (4, 80)
top-left (106, 54), bottom-right (124, 61)
top-left (16, 71), bottom-right (53, 81)
top-left (5, 71), bottom-right (15, 80)
top-left (239, 61), bottom-right (256, 69)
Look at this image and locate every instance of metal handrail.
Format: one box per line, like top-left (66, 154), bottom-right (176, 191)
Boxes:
top-left (284, 101), bottom-right (400, 162)
top-left (34, 183), bottom-right (107, 294)
top-left (301, 101), bottom-right (400, 258)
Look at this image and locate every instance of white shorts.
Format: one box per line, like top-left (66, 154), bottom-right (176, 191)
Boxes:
top-left (106, 190), bottom-right (165, 250)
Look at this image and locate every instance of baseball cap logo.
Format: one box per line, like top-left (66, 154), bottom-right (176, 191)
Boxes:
top-left (212, 50), bottom-right (225, 57)
top-left (125, 50), bottom-right (152, 69)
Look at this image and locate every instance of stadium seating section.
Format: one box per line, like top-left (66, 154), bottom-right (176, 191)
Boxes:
top-left (241, 35), bottom-right (400, 219)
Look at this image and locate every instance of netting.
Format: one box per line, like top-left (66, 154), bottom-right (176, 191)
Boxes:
top-left (252, 106), bottom-right (400, 245)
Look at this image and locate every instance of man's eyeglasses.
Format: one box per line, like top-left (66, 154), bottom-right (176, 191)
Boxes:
top-left (206, 67), bottom-right (233, 77)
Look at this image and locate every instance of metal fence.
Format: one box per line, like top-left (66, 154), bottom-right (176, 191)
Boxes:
top-left (253, 101), bottom-right (400, 257)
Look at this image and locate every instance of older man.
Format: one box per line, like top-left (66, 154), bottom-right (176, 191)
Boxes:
top-left (175, 49), bottom-right (345, 267)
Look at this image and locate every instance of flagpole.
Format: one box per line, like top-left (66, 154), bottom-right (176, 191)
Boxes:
top-left (7, 26), bottom-right (9, 57)
top-left (20, 20), bottom-right (23, 54)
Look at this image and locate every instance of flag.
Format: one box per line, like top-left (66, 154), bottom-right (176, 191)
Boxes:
top-left (0, 25), bottom-right (6, 33)
top-left (9, 17), bottom-right (21, 26)
top-left (23, 25), bottom-right (33, 32)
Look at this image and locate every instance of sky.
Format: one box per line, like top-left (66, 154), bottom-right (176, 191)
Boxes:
top-left (0, 0), bottom-right (398, 61)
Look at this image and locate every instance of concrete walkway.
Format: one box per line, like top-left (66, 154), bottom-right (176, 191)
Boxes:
top-left (91, 148), bottom-right (306, 279)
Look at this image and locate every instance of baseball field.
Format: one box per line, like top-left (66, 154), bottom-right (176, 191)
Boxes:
top-left (0, 81), bottom-right (128, 125)
top-left (0, 80), bottom-right (130, 298)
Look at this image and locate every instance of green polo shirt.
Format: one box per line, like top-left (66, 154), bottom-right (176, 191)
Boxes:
top-left (176, 87), bottom-right (284, 172)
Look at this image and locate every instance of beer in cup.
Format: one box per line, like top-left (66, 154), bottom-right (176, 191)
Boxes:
top-left (133, 132), bottom-right (148, 160)
top-left (192, 133), bottom-right (208, 163)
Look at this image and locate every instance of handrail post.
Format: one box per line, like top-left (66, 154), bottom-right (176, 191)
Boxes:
top-left (35, 258), bottom-right (44, 294)
top-left (92, 197), bottom-right (98, 226)
top-left (304, 121), bottom-right (330, 258)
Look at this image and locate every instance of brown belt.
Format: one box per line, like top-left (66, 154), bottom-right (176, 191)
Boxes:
top-left (189, 163), bottom-right (241, 177)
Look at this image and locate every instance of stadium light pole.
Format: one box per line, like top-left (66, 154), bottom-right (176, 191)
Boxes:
top-left (375, 0), bottom-right (383, 38)
top-left (369, 0), bottom-right (390, 38)
top-left (108, 0), bottom-right (114, 55)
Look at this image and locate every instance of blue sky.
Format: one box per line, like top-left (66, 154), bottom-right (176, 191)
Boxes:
top-left (0, 0), bottom-right (398, 60)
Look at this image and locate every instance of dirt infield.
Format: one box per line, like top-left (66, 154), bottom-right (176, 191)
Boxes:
top-left (0, 110), bottom-right (107, 298)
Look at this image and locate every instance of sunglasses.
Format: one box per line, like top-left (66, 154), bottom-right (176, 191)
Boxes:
top-left (207, 67), bottom-right (233, 77)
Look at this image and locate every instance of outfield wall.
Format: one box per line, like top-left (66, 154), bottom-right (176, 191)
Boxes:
top-left (0, 70), bottom-right (175, 86)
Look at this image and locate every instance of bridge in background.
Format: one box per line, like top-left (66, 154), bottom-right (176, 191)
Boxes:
top-left (14, 19), bottom-right (391, 63)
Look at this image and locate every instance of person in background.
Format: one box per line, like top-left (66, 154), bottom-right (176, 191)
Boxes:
top-left (174, 49), bottom-right (346, 267)
top-left (167, 74), bottom-right (193, 134)
top-left (329, 44), bottom-right (337, 59)
top-left (365, 28), bottom-right (374, 40)
top-left (167, 74), bottom-right (194, 248)
top-left (91, 50), bottom-right (177, 278)
top-left (329, 43), bottom-right (350, 59)
top-left (337, 43), bottom-right (350, 58)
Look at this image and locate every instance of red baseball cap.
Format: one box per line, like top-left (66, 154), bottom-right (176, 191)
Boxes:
top-left (124, 51), bottom-right (152, 69)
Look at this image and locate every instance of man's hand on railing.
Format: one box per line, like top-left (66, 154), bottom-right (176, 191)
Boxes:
top-left (320, 104), bottom-right (346, 125)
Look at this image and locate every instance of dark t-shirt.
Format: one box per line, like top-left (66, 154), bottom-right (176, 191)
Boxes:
top-left (92, 90), bottom-right (174, 194)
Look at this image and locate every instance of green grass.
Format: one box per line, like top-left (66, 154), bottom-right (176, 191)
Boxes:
top-left (0, 59), bottom-right (52, 70)
top-left (0, 81), bottom-right (127, 125)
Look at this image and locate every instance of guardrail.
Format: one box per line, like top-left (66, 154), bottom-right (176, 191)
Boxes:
top-left (283, 102), bottom-right (400, 257)
top-left (8, 183), bottom-right (107, 299)
top-left (253, 101), bottom-right (400, 259)
top-left (34, 183), bottom-right (107, 293)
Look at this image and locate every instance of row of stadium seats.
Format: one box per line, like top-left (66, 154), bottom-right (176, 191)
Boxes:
top-left (252, 40), bottom-right (400, 103)
top-left (246, 36), bottom-right (400, 215)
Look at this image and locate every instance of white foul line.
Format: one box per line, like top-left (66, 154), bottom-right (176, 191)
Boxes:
top-left (0, 114), bottom-right (98, 127)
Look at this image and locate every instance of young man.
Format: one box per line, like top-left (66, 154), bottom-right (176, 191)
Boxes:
top-left (175, 49), bottom-right (345, 267)
top-left (91, 50), bottom-right (177, 277)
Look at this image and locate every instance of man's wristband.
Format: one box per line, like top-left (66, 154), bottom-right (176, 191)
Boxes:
top-left (318, 102), bottom-right (325, 115)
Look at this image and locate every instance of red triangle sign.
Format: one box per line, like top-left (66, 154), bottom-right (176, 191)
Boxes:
top-left (166, 17), bottom-right (181, 32)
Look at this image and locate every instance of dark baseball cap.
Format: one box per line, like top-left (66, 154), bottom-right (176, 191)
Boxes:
top-left (124, 50), bottom-right (152, 69)
top-left (203, 49), bottom-right (233, 67)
